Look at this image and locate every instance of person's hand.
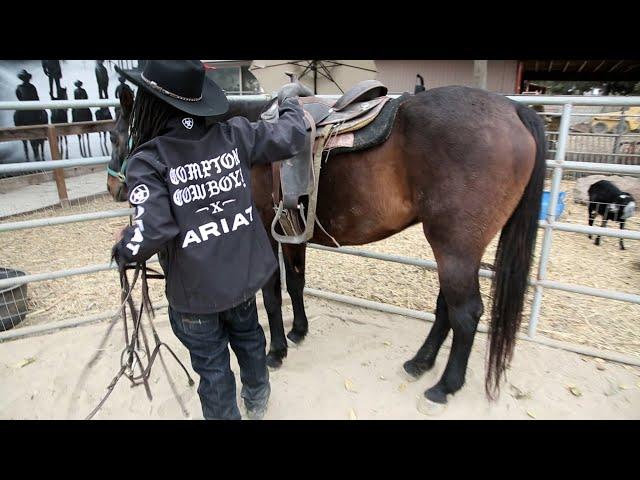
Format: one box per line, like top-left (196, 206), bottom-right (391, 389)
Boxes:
top-left (277, 82), bottom-right (313, 106)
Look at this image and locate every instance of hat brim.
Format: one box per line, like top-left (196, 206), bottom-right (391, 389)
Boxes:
top-left (116, 65), bottom-right (229, 118)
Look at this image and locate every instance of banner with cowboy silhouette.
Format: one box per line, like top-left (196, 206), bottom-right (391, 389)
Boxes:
top-left (0, 60), bottom-right (140, 166)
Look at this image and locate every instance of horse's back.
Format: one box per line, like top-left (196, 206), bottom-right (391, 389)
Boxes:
top-left (400, 85), bottom-right (535, 164)
top-left (402, 85), bottom-right (521, 129)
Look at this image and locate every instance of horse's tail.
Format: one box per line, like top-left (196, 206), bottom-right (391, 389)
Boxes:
top-left (486, 103), bottom-right (546, 398)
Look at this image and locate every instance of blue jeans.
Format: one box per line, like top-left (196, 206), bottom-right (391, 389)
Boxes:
top-left (168, 296), bottom-right (270, 420)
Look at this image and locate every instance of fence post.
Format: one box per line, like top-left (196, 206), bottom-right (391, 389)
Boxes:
top-left (528, 102), bottom-right (573, 337)
top-left (613, 107), bottom-right (627, 156)
top-left (46, 125), bottom-right (69, 206)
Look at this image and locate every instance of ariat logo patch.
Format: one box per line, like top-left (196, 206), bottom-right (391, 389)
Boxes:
top-left (182, 117), bottom-right (194, 130)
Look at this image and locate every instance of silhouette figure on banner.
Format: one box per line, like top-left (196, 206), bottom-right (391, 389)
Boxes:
top-left (51, 87), bottom-right (70, 159)
top-left (42, 60), bottom-right (63, 98)
top-left (72, 80), bottom-right (93, 158)
top-left (15, 69), bottom-right (48, 161)
top-left (95, 60), bottom-right (109, 99)
top-left (95, 107), bottom-right (112, 156)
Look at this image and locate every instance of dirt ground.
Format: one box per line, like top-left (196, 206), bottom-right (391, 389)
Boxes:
top-left (1, 297), bottom-right (639, 420)
top-left (1, 178), bottom-right (639, 357)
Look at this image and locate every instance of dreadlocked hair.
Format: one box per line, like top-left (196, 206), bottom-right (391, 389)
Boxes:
top-left (128, 89), bottom-right (183, 152)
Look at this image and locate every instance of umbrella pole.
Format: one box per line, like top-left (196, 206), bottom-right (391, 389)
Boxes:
top-left (313, 60), bottom-right (317, 94)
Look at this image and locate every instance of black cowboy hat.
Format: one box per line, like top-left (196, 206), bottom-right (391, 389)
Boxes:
top-left (115, 60), bottom-right (228, 117)
top-left (18, 69), bottom-right (32, 81)
top-left (74, 80), bottom-right (83, 87)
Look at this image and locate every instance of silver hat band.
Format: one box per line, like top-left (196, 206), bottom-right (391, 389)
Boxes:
top-left (140, 72), bottom-right (203, 102)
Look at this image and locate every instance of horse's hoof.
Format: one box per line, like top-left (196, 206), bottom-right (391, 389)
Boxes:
top-left (286, 329), bottom-right (307, 345)
top-left (266, 351), bottom-right (285, 370)
top-left (425, 386), bottom-right (448, 404)
top-left (417, 394), bottom-right (447, 417)
top-left (401, 359), bottom-right (431, 383)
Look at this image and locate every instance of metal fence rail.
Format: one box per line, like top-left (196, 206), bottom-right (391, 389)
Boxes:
top-left (1, 94), bottom-right (639, 360)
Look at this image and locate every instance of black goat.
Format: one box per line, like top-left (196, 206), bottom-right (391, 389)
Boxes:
top-left (587, 180), bottom-right (636, 250)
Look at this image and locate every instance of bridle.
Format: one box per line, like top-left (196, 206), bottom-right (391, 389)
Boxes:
top-left (107, 136), bottom-right (133, 183)
top-left (107, 157), bottom-right (128, 183)
top-left (85, 250), bottom-right (195, 420)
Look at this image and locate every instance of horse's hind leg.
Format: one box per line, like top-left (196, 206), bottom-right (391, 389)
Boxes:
top-left (423, 248), bottom-right (484, 406)
top-left (86, 134), bottom-right (93, 157)
top-left (282, 243), bottom-right (309, 344)
top-left (403, 290), bottom-right (450, 380)
top-left (410, 217), bottom-right (486, 408)
top-left (64, 136), bottom-right (69, 159)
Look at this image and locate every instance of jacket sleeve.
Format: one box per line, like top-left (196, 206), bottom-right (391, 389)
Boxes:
top-left (114, 153), bottom-right (180, 263)
top-left (227, 98), bottom-right (308, 166)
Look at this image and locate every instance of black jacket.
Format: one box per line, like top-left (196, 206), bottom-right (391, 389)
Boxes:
top-left (115, 99), bottom-right (307, 314)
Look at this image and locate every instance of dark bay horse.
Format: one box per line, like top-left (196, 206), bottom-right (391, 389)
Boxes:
top-left (106, 85), bottom-right (545, 409)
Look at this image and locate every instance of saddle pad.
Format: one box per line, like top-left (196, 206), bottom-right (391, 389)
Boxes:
top-left (321, 133), bottom-right (355, 150)
top-left (321, 92), bottom-right (412, 156)
top-left (317, 96), bottom-right (388, 126)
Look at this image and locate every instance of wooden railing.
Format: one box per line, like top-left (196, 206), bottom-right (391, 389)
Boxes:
top-left (0, 120), bottom-right (116, 205)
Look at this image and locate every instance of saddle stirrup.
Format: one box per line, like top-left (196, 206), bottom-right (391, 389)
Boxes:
top-left (271, 117), bottom-right (328, 244)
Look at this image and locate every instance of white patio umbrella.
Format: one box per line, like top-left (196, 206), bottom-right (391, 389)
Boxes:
top-left (249, 60), bottom-right (377, 95)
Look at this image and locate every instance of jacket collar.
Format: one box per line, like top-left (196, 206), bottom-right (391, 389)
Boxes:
top-left (160, 115), bottom-right (207, 139)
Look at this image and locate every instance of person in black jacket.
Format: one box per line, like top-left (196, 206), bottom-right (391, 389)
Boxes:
top-left (112, 60), bottom-right (309, 420)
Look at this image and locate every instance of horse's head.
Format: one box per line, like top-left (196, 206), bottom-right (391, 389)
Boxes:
top-left (106, 87), bottom-right (134, 202)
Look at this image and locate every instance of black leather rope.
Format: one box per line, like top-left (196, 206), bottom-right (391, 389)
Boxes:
top-left (85, 253), bottom-right (194, 420)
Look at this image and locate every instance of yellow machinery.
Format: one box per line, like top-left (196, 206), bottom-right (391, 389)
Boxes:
top-left (590, 106), bottom-right (640, 134)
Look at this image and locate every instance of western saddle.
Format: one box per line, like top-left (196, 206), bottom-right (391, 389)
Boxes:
top-left (264, 78), bottom-right (391, 245)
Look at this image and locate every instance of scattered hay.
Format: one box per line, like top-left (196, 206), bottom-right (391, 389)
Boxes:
top-left (2, 181), bottom-right (638, 357)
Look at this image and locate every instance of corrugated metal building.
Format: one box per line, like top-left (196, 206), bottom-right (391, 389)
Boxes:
top-left (375, 60), bottom-right (519, 94)
top-left (204, 60), bottom-right (518, 95)
top-left (203, 60), bottom-right (640, 96)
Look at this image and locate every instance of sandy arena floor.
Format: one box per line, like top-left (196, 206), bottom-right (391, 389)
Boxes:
top-left (1, 178), bottom-right (639, 358)
top-left (1, 297), bottom-right (639, 420)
